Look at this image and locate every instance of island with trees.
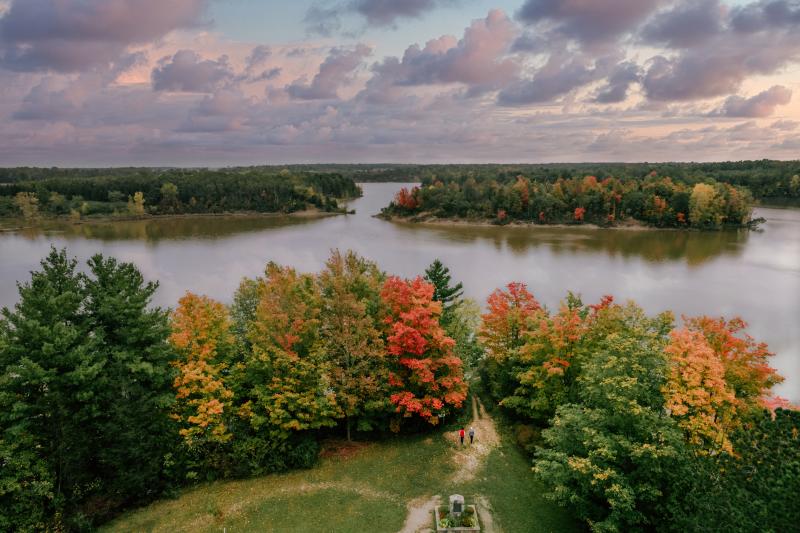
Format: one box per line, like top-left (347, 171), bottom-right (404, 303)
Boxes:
top-left (381, 173), bottom-right (764, 229)
top-left (0, 167), bottom-right (361, 228)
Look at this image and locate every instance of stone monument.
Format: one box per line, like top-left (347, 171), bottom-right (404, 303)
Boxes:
top-left (449, 494), bottom-right (464, 519)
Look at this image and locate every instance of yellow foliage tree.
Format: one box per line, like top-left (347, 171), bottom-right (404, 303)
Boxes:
top-left (128, 191), bottom-right (146, 216)
top-left (170, 292), bottom-right (235, 446)
top-left (14, 192), bottom-right (40, 220)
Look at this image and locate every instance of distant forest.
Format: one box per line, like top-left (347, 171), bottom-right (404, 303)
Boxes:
top-left (0, 161), bottom-right (797, 222)
top-left (0, 168), bottom-right (361, 219)
top-left (2, 160), bottom-right (799, 201)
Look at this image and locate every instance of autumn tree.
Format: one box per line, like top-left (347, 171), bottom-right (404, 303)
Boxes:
top-left (128, 191), bottom-right (146, 216)
top-left (14, 191), bottom-right (39, 220)
top-left (381, 276), bottom-right (467, 426)
top-left (170, 293), bottom-right (236, 455)
top-left (535, 308), bottom-right (690, 532)
top-left (683, 315), bottom-right (782, 410)
top-left (478, 282), bottom-right (541, 403)
top-left (662, 328), bottom-right (738, 454)
top-left (237, 263), bottom-right (338, 439)
top-left (318, 251), bottom-right (389, 439)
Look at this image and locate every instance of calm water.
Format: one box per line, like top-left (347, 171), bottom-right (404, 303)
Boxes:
top-left (1, 183), bottom-right (798, 401)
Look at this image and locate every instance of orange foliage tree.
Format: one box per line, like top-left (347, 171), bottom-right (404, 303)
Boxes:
top-left (170, 292), bottom-right (236, 447)
top-left (684, 316), bottom-right (783, 410)
top-left (381, 276), bottom-right (467, 426)
top-left (662, 328), bottom-right (738, 454)
top-left (394, 187), bottom-right (420, 210)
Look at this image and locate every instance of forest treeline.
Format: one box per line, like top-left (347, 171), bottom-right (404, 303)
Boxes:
top-left (0, 168), bottom-right (360, 220)
top-left (0, 250), bottom-right (796, 531)
top-left (383, 174), bottom-right (761, 229)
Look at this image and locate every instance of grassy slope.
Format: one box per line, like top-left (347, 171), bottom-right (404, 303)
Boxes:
top-left (105, 420), bottom-right (578, 533)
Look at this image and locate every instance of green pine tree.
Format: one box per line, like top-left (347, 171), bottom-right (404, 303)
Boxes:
top-left (424, 259), bottom-right (464, 313)
top-left (0, 248), bottom-right (177, 530)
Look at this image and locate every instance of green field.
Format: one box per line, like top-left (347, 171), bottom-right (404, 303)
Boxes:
top-left (104, 399), bottom-right (578, 533)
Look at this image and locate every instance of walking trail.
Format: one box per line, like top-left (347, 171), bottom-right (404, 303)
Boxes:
top-left (399, 395), bottom-right (501, 533)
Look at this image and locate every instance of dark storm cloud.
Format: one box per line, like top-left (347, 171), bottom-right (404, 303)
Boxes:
top-left (713, 85), bottom-right (793, 117)
top-left (0, 0), bottom-right (206, 72)
top-left (287, 45), bottom-right (371, 100)
top-left (152, 50), bottom-right (234, 93)
top-left (516, 0), bottom-right (664, 45)
top-left (640, 0), bottom-right (723, 48)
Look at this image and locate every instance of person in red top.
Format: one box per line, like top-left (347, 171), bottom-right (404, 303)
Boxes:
top-left (459, 427), bottom-right (465, 445)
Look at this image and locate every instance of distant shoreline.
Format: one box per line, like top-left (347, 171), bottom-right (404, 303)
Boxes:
top-left (375, 213), bottom-right (767, 232)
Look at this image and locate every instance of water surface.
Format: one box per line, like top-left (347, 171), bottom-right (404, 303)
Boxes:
top-left (1, 183), bottom-right (798, 401)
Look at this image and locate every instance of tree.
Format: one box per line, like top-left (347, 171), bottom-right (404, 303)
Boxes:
top-left (13, 191), bottom-right (39, 220)
top-left (662, 328), bottom-right (738, 454)
top-left (170, 293), bottom-right (236, 450)
top-left (318, 251), bottom-right (389, 440)
top-left (381, 276), bottom-right (467, 426)
top-left (128, 191), bottom-right (146, 216)
top-left (535, 309), bottom-right (691, 532)
top-left (689, 183), bottom-right (722, 227)
top-left (424, 259), bottom-right (464, 317)
top-left (237, 263), bottom-right (338, 439)
top-left (0, 248), bottom-right (176, 529)
top-left (159, 182), bottom-right (180, 213)
top-left (478, 282), bottom-right (541, 403)
top-left (683, 315), bottom-right (782, 410)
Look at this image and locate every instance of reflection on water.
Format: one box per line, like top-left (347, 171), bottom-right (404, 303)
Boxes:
top-left (9, 214), bottom-right (321, 242)
top-left (0, 183), bottom-right (797, 402)
top-left (394, 222), bottom-right (750, 267)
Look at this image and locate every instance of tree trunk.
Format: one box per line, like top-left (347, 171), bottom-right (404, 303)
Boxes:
top-left (346, 415), bottom-right (352, 442)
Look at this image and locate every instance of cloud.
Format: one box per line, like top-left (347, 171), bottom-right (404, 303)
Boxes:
top-left (178, 89), bottom-right (251, 133)
top-left (731, 0), bottom-right (800, 33)
top-left (287, 44), bottom-right (371, 100)
top-left (593, 61), bottom-right (641, 103)
top-left (642, 34), bottom-right (800, 101)
top-left (305, 0), bottom-right (456, 34)
top-left (771, 119), bottom-right (798, 131)
top-left (498, 54), bottom-right (616, 106)
top-left (713, 85), bottom-right (792, 117)
top-left (12, 77), bottom-right (82, 120)
top-left (0, 0), bottom-right (206, 72)
top-left (640, 0), bottom-right (723, 48)
top-left (363, 9), bottom-right (518, 96)
top-left (245, 45), bottom-right (271, 71)
top-left (517, 0), bottom-right (664, 45)
top-left (152, 50), bottom-right (234, 93)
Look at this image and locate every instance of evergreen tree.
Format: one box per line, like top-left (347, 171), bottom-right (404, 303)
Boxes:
top-left (424, 259), bottom-right (464, 314)
top-left (0, 248), bottom-right (176, 529)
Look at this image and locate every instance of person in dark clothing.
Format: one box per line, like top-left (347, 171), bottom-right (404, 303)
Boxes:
top-left (469, 426), bottom-right (475, 444)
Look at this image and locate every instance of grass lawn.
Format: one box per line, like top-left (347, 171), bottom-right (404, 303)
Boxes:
top-left (104, 411), bottom-right (579, 532)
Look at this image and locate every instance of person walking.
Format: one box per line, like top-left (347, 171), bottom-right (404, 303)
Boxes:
top-left (469, 426), bottom-right (475, 445)
top-left (459, 427), bottom-right (465, 445)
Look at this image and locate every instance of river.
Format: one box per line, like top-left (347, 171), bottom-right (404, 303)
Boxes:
top-left (1, 182), bottom-right (798, 401)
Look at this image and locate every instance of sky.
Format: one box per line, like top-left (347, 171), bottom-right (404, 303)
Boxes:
top-left (0, 0), bottom-right (798, 166)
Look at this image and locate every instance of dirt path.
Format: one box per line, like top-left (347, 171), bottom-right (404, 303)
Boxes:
top-left (446, 395), bottom-right (500, 483)
top-left (399, 395), bottom-right (502, 533)
top-left (398, 495), bottom-right (441, 533)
